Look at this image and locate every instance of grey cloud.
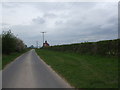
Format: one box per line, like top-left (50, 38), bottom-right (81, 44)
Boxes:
top-left (32, 17), bottom-right (45, 24)
top-left (1, 23), bottom-right (10, 26)
top-left (2, 2), bottom-right (118, 46)
top-left (44, 13), bottom-right (57, 18)
top-left (55, 21), bottom-right (64, 25)
top-left (33, 3), bottom-right (71, 12)
top-left (2, 2), bottom-right (21, 8)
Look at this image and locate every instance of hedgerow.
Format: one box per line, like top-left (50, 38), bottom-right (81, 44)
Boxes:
top-left (42, 39), bottom-right (119, 56)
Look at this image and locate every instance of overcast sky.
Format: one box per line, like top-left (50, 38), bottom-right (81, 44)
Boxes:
top-left (1, 2), bottom-right (118, 47)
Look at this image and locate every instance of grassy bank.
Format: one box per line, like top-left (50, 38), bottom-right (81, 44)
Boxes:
top-left (0, 54), bottom-right (1, 70)
top-left (36, 49), bottom-right (118, 88)
top-left (2, 49), bottom-right (30, 69)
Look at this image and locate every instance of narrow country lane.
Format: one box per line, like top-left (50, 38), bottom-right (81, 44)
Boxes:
top-left (2, 49), bottom-right (71, 88)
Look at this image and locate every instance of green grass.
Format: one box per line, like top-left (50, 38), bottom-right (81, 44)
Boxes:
top-left (36, 49), bottom-right (118, 88)
top-left (0, 54), bottom-right (1, 70)
top-left (2, 49), bottom-right (30, 69)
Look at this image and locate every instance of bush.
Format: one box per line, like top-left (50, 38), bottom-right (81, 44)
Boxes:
top-left (2, 30), bottom-right (25, 54)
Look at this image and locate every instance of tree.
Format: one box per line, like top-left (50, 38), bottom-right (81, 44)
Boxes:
top-left (15, 38), bottom-right (25, 52)
top-left (2, 30), bottom-right (25, 54)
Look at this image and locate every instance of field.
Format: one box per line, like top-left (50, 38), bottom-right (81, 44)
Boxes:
top-left (36, 49), bottom-right (118, 88)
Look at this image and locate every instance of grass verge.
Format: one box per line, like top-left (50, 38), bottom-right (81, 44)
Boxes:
top-left (36, 49), bottom-right (118, 88)
top-left (2, 49), bottom-right (30, 69)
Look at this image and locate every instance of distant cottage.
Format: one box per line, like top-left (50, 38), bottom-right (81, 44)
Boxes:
top-left (43, 41), bottom-right (50, 47)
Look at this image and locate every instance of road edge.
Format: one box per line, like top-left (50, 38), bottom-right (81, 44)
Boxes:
top-left (3, 50), bottom-right (31, 71)
top-left (34, 49), bottom-right (74, 88)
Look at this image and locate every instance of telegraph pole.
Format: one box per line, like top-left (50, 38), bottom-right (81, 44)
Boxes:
top-left (41, 32), bottom-right (46, 47)
top-left (36, 41), bottom-right (38, 48)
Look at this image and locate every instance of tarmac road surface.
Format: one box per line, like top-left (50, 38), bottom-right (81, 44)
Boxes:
top-left (2, 49), bottom-right (71, 88)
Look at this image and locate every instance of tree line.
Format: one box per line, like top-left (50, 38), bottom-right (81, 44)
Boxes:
top-left (2, 30), bottom-right (26, 54)
top-left (42, 39), bottom-right (119, 56)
